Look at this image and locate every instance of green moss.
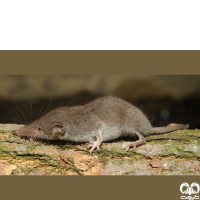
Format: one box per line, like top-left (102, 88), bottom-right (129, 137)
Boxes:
top-left (0, 151), bottom-right (18, 158)
top-left (24, 166), bottom-right (35, 174)
top-left (123, 171), bottom-right (136, 175)
top-left (147, 129), bottom-right (200, 142)
top-left (97, 149), bottom-right (138, 158)
top-left (158, 139), bottom-right (198, 159)
top-left (99, 157), bottom-right (110, 167)
top-left (39, 157), bottom-right (59, 167)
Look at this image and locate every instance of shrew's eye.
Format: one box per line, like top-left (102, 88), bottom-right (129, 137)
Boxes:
top-left (38, 128), bottom-right (41, 131)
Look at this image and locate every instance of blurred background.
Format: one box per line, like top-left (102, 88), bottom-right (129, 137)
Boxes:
top-left (0, 75), bottom-right (199, 129)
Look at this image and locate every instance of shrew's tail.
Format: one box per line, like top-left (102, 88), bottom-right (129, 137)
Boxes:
top-left (151, 124), bottom-right (189, 134)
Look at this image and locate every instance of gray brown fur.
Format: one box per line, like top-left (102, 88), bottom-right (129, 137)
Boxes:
top-left (15, 96), bottom-right (189, 144)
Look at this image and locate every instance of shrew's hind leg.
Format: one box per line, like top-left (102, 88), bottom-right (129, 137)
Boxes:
top-left (122, 131), bottom-right (146, 152)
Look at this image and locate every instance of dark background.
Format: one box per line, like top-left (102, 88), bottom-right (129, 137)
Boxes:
top-left (0, 75), bottom-right (199, 129)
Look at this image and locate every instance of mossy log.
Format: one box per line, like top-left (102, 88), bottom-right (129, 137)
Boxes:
top-left (0, 124), bottom-right (200, 175)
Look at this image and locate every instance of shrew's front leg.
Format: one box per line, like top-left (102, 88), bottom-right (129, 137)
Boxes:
top-left (87, 130), bottom-right (103, 154)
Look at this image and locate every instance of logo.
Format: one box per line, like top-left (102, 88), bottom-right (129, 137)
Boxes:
top-left (180, 182), bottom-right (200, 200)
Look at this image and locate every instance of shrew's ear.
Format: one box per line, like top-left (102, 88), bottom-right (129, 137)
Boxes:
top-left (52, 123), bottom-right (65, 136)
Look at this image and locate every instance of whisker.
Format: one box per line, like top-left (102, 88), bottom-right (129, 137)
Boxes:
top-left (41, 97), bottom-right (52, 118)
top-left (37, 95), bottom-right (47, 120)
top-left (15, 105), bottom-right (27, 124)
top-left (12, 118), bottom-right (22, 125)
top-left (13, 113), bottom-right (24, 124)
top-left (25, 103), bottom-right (31, 125)
top-left (29, 97), bottom-right (33, 123)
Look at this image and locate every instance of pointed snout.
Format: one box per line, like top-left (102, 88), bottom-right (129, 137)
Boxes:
top-left (14, 130), bottom-right (22, 136)
top-left (15, 131), bottom-right (18, 135)
top-left (15, 129), bottom-right (25, 136)
top-left (14, 127), bottom-right (36, 136)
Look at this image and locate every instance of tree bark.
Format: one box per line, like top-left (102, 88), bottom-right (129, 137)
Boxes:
top-left (0, 124), bottom-right (199, 175)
